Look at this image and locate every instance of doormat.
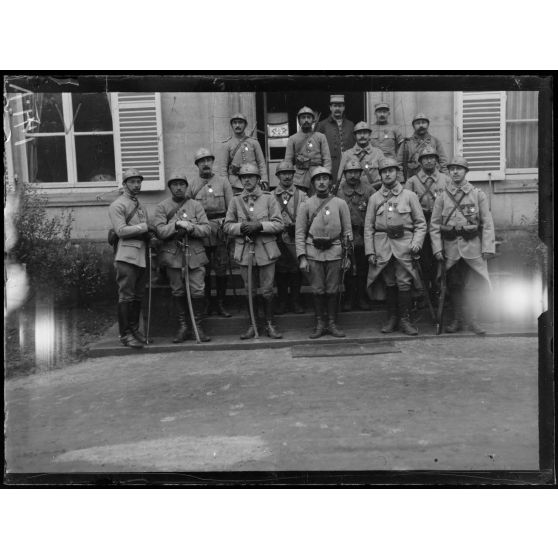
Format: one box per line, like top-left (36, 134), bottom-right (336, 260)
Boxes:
top-left (290, 342), bottom-right (400, 358)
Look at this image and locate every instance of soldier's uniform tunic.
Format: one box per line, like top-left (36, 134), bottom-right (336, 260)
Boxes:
top-left (315, 116), bottom-right (355, 183)
top-left (295, 195), bottom-right (353, 295)
top-left (108, 192), bottom-right (149, 303)
top-left (218, 136), bottom-right (268, 192)
top-left (223, 186), bottom-right (284, 297)
top-left (369, 123), bottom-right (405, 159)
top-left (397, 132), bottom-right (449, 179)
top-left (364, 183), bottom-right (426, 292)
top-left (337, 143), bottom-right (384, 190)
top-left (151, 198), bottom-right (211, 298)
top-left (285, 131), bottom-right (332, 194)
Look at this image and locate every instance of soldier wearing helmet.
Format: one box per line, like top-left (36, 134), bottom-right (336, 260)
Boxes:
top-left (186, 147), bottom-right (235, 318)
top-left (337, 121), bottom-right (384, 191)
top-left (295, 166), bottom-right (352, 339)
top-left (108, 168), bottom-right (151, 348)
top-left (398, 112), bottom-right (448, 180)
top-left (430, 156), bottom-right (496, 335)
top-left (364, 158), bottom-right (427, 336)
top-left (336, 157), bottom-right (376, 311)
top-left (152, 170), bottom-right (212, 343)
top-left (370, 102), bottom-right (405, 159)
top-left (284, 106), bottom-right (332, 195)
top-left (223, 163), bottom-right (284, 339)
top-left (315, 94), bottom-right (355, 184)
top-left (218, 112), bottom-right (268, 192)
top-left (273, 160), bottom-right (308, 315)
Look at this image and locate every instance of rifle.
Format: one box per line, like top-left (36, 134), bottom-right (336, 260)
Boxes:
top-left (246, 237), bottom-right (259, 339)
top-left (436, 260), bottom-right (447, 335)
top-left (401, 138), bottom-right (410, 182)
top-left (144, 243), bottom-right (153, 344)
top-left (412, 253), bottom-right (437, 329)
top-left (179, 232), bottom-right (201, 344)
top-left (337, 234), bottom-right (353, 312)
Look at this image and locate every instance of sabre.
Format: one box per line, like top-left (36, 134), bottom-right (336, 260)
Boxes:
top-left (145, 243), bottom-right (153, 344)
top-left (436, 259), bottom-right (447, 335)
top-left (246, 237), bottom-right (259, 339)
top-left (179, 232), bottom-right (201, 344)
top-left (412, 253), bottom-right (438, 329)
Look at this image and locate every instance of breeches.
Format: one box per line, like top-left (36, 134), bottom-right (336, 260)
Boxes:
top-left (115, 261), bottom-right (146, 303)
top-left (382, 257), bottom-right (413, 291)
top-left (240, 262), bottom-right (275, 298)
top-left (205, 244), bottom-right (228, 276)
top-left (353, 245), bottom-right (368, 278)
top-left (308, 259), bottom-right (342, 295)
top-left (167, 266), bottom-right (205, 298)
top-left (447, 259), bottom-right (486, 292)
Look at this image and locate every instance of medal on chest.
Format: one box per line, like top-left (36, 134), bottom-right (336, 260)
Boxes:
top-left (181, 211), bottom-right (188, 219)
top-left (388, 202), bottom-right (394, 212)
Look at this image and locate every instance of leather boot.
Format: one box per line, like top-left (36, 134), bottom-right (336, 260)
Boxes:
top-left (204, 275), bottom-right (213, 315)
top-left (172, 296), bottom-right (191, 343)
top-left (240, 297), bottom-right (258, 339)
top-left (263, 297), bottom-right (283, 339)
top-left (215, 276), bottom-right (232, 317)
top-left (464, 291), bottom-right (486, 335)
top-left (274, 272), bottom-right (289, 314)
top-left (445, 289), bottom-right (464, 333)
top-left (290, 273), bottom-right (305, 314)
top-left (326, 294), bottom-right (345, 337)
top-left (129, 299), bottom-right (148, 344)
top-left (342, 275), bottom-right (354, 312)
top-left (398, 290), bottom-right (418, 336)
top-left (309, 294), bottom-right (327, 339)
top-left (357, 277), bottom-right (372, 310)
top-left (118, 302), bottom-right (144, 349)
top-left (192, 297), bottom-right (211, 342)
top-left (381, 286), bottom-right (399, 333)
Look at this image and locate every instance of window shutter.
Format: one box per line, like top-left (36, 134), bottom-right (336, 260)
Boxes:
top-left (113, 92), bottom-right (165, 191)
top-left (454, 91), bottom-right (506, 181)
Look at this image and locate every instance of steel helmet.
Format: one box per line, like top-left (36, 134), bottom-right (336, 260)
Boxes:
top-left (167, 171), bottom-right (189, 188)
top-left (448, 156), bottom-right (469, 171)
top-left (343, 159), bottom-right (363, 173)
top-left (353, 121), bottom-right (372, 133)
top-left (310, 166), bottom-right (332, 181)
top-left (297, 106), bottom-right (315, 118)
top-left (122, 168), bottom-right (144, 183)
top-left (378, 157), bottom-right (400, 172)
top-left (418, 145), bottom-right (439, 160)
top-left (230, 112), bottom-right (248, 125)
top-left (275, 161), bottom-right (295, 176)
top-left (194, 147), bottom-right (215, 165)
top-left (412, 112), bottom-right (430, 125)
top-left (238, 163), bottom-right (261, 178)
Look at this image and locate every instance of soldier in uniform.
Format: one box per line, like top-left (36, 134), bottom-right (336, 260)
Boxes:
top-left (108, 168), bottom-right (151, 349)
top-left (284, 106), bottom-right (332, 195)
top-left (337, 159), bottom-right (375, 311)
top-left (223, 163), bottom-right (284, 339)
top-left (187, 147), bottom-right (234, 318)
top-left (397, 112), bottom-right (448, 180)
top-left (315, 94), bottom-right (355, 184)
top-left (364, 158), bottom-right (427, 336)
top-left (218, 112), bottom-right (268, 192)
top-left (152, 171), bottom-right (212, 343)
top-left (296, 166), bottom-right (352, 339)
top-left (430, 156), bottom-right (496, 335)
top-left (273, 160), bottom-right (308, 314)
top-left (370, 102), bottom-right (405, 159)
top-left (337, 121), bottom-right (384, 191)
top-left (404, 145), bottom-right (451, 300)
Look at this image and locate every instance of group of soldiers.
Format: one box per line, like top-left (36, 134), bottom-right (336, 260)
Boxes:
top-left (109, 94), bottom-right (495, 349)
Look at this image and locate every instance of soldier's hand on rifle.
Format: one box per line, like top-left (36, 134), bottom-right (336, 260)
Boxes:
top-left (368, 255), bottom-right (377, 266)
top-left (299, 255), bottom-right (309, 273)
top-left (260, 181), bottom-right (269, 191)
top-left (410, 244), bottom-right (421, 255)
top-left (434, 251), bottom-right (445, 261)
top-left (176, 220), bottom-right (194, 233)
top-left (343, 257), bottom-right (352, 271)
top-left (241, 221), bottom-right (262, 236)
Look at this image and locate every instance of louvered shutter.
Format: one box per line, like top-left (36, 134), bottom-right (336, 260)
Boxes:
top-left (113, 92), bottom-right (165, 191)
top-left (454, 91), bottom-right (506, 181)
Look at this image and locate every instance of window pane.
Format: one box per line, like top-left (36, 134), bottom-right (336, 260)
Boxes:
top-left (75, 135), bottom-right (116, 182)
top-left (506, 122), bottom-right (538, 168)
top-left (506, 91), bottom-right (538, 119)
top-left (26, 93), bottom-right (64, 133)
top-left (26, 136), bottom-right (67, 182)
top-left (72, 93), bottom-right (113, 132)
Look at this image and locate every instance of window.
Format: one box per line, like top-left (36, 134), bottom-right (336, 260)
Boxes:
top-left (21, 92), bottom-right (165, 191)
top-left (505, 91), bottom-right (537, 173)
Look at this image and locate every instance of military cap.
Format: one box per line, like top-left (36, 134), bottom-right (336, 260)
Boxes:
top-left (378, 157), bottom-right (401, 172)
top-left (194, 147), bottom-right (215, 164)
top-left (353, 121), bottom-right (372, 133)
top-left (330, 94), bottom-right (345, 104)
top-left (230, 112), bottom-right (248, 124)
top-left (297, 106), bottom-right (315, 118)
top-left (167, 171), bottom-right (189, 188)
top-left (310, 166), bottom-right (332, 181)
top-left (412, 112), bottom-right (430, 125)
top-left (448, 156), bottom-right (469, 171)
top-left (374, 102), bottom-right (390, 111)
top-left (122, 168), bottom-right (144, 183)
top-left (418, 145), bottom-right (439, 160)
top-left (343, 159), bottom-right (363, 173)
top-left (275, 161), bottom-right (295, 176)
top-left (238, 163), bottom-right (261, 178)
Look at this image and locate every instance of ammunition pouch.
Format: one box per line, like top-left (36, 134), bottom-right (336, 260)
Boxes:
top-left (295, 153), bottom-right (311, 170)
top-left (460, 225), bottom-right (481, 241)
top-left (311, 235), bottom-right (337, 250)
top-left (386, 224), bottom-right (405, 239)
top-left (229, 163), bottom-right (241, 176)
top-left (107, 228), bottom-right (118, 248)
top-left (441, 227), bottom-right (458, 240)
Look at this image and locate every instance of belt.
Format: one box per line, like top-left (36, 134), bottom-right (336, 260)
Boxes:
top-left (207, 212), bottom-right (226, 219)
top-left (308, 233), bottom-right (341, 241)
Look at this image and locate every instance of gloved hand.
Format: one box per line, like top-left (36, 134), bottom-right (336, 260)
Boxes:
top-left (368, 255), bottom-right (377, 266)
top-left (434, 251), bottom-right (445, 261)
top-left (176, 220), bottom-right (194, 233)
top-left (299, 256), bottom-right (309, 273)
top-left (241, 221), bottom-right (262, 236)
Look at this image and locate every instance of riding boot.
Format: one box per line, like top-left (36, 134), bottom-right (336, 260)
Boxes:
top-left (240, 297), bottom-right (258, 339)
top-left (445, 288), bottom-right (464, 333)
top-left (274, 272), bottom-right (289, 314)
top-left (290, 272), bottom-right (305, 313)
top-left (464, 290), bottom-right (486, 335)
top-left (118, 302), bottom-right (144, 349)
top-left (192, 297), bottom-right (211, 342)
top-left (398, 290), bottom-right (418, 336)
top-left (215, 275), bottom-right (232, 317)
top-left (204, 274), bottom-right (213, 315)
top-left (342, 275), bottom-right (354, 312)
top-left (128, 299), bottom-right (148, 344)
top-left (309, 294), bottom-right (327, 339)
top-left (326, 293), bottom-right (346, 337)
top-left (263, 297), bottom-right (283, 339)
top-left (172, 295), bottom-right (191, 343)
top-left (381, 286), bottom-right (399, 333)
top-left (357, 277), bottom-right (372, 310)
